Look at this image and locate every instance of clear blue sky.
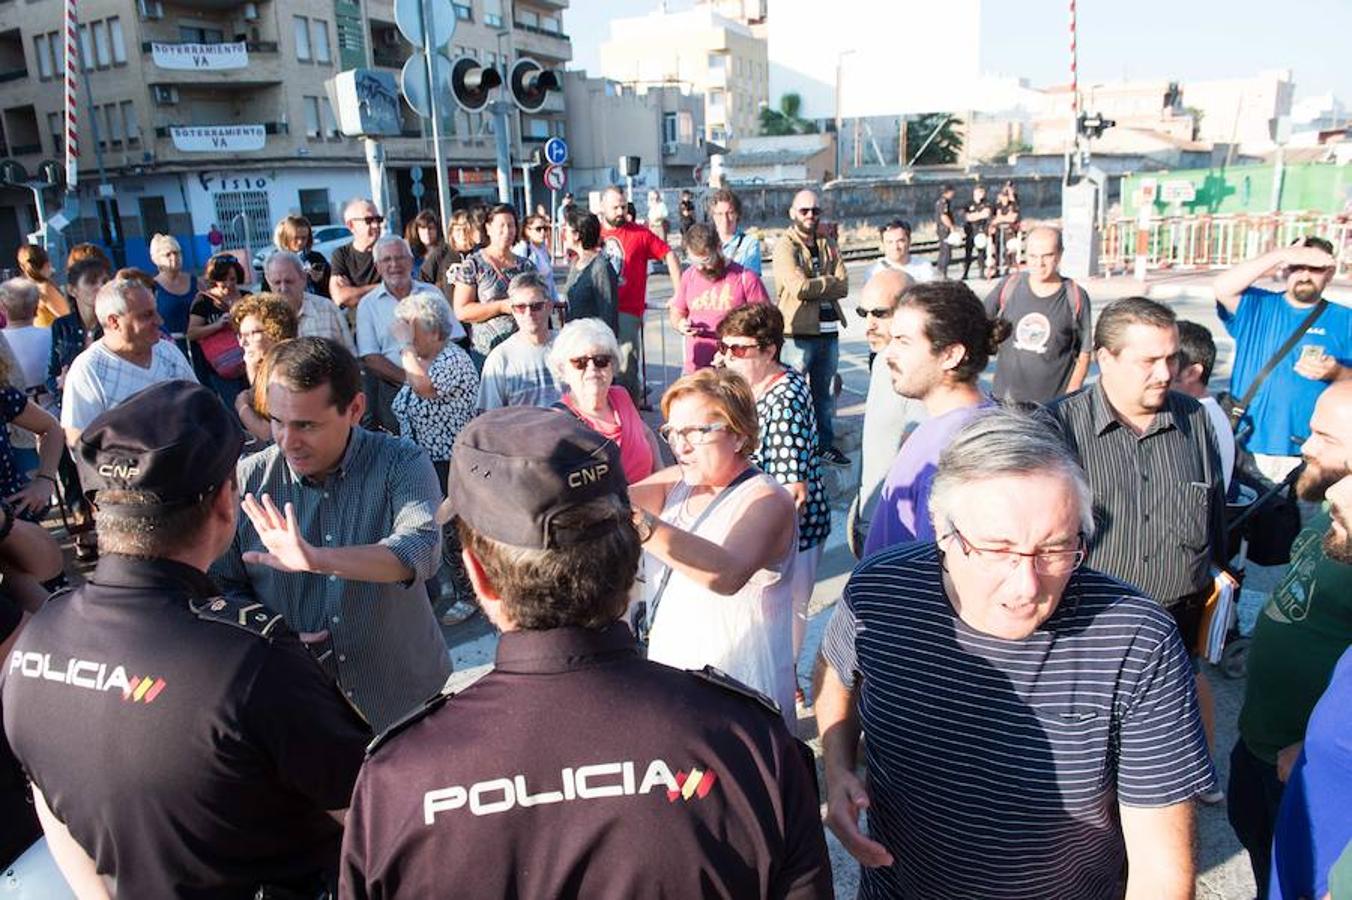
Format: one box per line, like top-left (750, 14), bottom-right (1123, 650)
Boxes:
top-left (563, 0), bottom-right (1351, 104)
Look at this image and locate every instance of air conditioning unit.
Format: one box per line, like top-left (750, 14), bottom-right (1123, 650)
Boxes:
top-left (138, 0), bottom-right (164, 19)
top-left (151, 85), bottom-right (179, 105)
top-left (242, 2), bottom-right (259, 21)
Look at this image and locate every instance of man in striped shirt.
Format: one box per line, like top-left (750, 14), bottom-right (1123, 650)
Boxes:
top-left (817, 409), bottom-right (1215, 899)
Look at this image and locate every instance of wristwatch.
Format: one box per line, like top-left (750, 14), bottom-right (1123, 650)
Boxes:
top-left (634, 508), bottom-right (657, 544)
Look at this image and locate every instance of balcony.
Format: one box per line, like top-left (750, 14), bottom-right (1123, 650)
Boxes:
top-left (662, 140), bottom-right (704, 167)
top-left (510, 24), bottom-right (571, 64)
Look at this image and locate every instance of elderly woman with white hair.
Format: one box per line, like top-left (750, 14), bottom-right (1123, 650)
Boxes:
top-left (391, 290), bottom-right (479, 489)
top-left (149, 233), bottom-right (197, 340)
top-left (550, 318), bottom-right (660, 484)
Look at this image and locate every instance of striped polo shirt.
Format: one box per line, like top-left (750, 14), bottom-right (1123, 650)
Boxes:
top-left (821, 542), bottom-right (1215, 899)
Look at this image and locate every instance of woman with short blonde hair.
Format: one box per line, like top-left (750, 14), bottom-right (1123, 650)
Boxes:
top-left (149, 233), bottom-right (196, 338)
top-left (629, 368), bottom-right (798, 722)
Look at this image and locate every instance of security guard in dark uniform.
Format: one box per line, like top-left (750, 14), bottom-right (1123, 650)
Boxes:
top-left (2, 380), bottom-right (371, 899)
top-left (340, 407), bottom-right (832, 899)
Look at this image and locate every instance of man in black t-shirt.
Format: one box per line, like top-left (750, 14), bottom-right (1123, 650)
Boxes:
top-left (961, 184), bottom-right (992, 280)
top-left (329, 198), bottom-right (386, 311)
top-left (3, 382), bottom-right (371, 899)
top-left (934, 184), bottom-right (958, 279)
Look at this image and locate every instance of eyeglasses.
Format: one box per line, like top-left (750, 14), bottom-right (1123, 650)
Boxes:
top-left (855, 307), bottom-right (894, 320)
top-left (716, 340), bottom-right (763, 358)
top-left (796, 207), bottom-right (822, 216)
top-left (351, 215), bottom-right (385, 226)
top-left (238, 328), bottom-right (267, 342)
top-left (658, 421), bottom-right (730, 446)
top-left (569, 354), bottom-right (611, 371)
top-left (511, 301), bottom-right (548, 313)
top-left (944, 527), bottom-right (1086, 577)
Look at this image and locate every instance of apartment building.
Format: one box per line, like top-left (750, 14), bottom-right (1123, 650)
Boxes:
top-left (598, 5), bottom-right (766, 147)
top-left (0, 0), bottom-right (570, 269)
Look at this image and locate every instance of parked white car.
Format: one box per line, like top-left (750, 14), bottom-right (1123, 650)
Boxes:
top-left (252, 225), bottom-right (354, 275)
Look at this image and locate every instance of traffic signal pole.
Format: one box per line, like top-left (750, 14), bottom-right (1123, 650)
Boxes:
top-left (491, 100), bottom-right (513, 205)
top-left (419, 0), bottom-right (451, 226)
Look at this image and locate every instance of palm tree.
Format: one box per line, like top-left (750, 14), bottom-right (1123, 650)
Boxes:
top-left (759, 93), bottom-right (820, 137)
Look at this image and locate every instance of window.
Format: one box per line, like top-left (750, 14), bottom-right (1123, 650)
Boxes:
top-left (482, 0), bottom-right (502, 27)
top-left (32, 33), bottom-right (53, 80)
top-left (516, 9), bottom-right (537, 27)
top-left (293, 15), bottom-right (311, 62)
top-left (103, 103), bottom-right (122, 145)
top-left (121, 101), bottom-right (139, 143)
top-left (77, 24), bottom-right (92, 72)
top-left (92, 20), bottom-right (111, 68)
top-left (663, 112), bottom-right (677, 144)
top-left (320, 97), bottom-right (338, 138)
top-left (179, 26), bottom-right (224, 43)
top-left (303, 96), bottom-right (321, 138)
top-left (452, 3), bottom-right (471, 21)
top-left (541, 15), bottom-right (560, 33)
top-left (109, 17), bottom-right (125, 64)
top-left (138, 197), bottom-right (170, 239)
top-left (310, 19), bottom-right (330, 63)
top-left (46, 111), bottom-right (61, 153)
top-left (524, 117), bottom-right (548, 139)
top-left (299, 188), bottom-right (331, 225)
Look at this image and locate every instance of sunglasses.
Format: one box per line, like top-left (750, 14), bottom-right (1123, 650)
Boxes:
top-left (351, 215), bottom-right (385, 226)
top-left (569, 354), bottom-right (612, 371)
top-left (716, 340), bottom-right (763, 358)
top-left (796, 207), bottom-right (822, 216)
top-left (511, 301), bottom-right (548, 313)
top-left (855, 307), bottom-right (895, 320)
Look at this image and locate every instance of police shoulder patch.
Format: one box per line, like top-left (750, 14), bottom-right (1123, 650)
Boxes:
top-left (190, 596), bottom-right (286, 639)
top-left (689, 665), bottom-right (782, 718)
top-left (365, 667), bottom-right (492, 757)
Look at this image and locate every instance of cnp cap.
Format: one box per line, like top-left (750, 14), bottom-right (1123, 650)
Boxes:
top-left (77, 380), bottom-right (244, 512)
top-left (438, 406), bottom-right (628, 549)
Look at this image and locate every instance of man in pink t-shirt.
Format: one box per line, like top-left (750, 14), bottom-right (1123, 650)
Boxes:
top-left (670, 224), bottom-right (770, 372)
top-left (599, 186), bottom-right (681, 403)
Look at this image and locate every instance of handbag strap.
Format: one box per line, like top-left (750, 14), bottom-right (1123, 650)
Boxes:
top-left (645, 465), bottom-right (760, 630)
top-left (1235, 299), bottom-right (1328, 415)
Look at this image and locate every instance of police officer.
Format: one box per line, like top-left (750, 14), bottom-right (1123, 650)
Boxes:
top-left (2, 380), bottom-right (371, 899)
top-left (339, 406), bottom-right (833, 899)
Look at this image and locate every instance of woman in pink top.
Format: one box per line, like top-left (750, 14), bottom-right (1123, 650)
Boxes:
top-left (550, 318), bottom-right (662, 484)
top-left (669, 224), bottom-right (770, 373)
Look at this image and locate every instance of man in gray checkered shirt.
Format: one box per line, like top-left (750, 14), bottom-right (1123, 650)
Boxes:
top-left (211, 337), bottom-right (450, 732)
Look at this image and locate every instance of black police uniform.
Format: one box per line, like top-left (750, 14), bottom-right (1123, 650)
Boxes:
top-left (340, 621), bottom-right (833, 899)
top-left (3, 555), bottom-right (372, 898)
top-left (0, 588), bottom-right (40, 868)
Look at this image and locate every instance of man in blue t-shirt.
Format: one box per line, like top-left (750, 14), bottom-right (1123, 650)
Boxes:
top-left (1212, 237), bottom-right (1352, 484)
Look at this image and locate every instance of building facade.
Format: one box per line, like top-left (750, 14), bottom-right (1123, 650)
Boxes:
top-left (0, 0), bottom-right (570, 271)
top-left (598, 4), bottom-right (765, 146)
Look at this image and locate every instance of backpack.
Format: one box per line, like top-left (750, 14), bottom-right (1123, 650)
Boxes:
top-left (995, 272), bottom-right (1083, 319)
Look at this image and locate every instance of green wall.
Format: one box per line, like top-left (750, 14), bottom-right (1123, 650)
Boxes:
top-left (1121, 163), bottom-right (1349, 217)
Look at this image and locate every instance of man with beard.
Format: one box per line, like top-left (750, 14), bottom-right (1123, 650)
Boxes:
top-left (773, 188), bottom-right (851, 466)
top-left (598, 186), bottom-right (682, 404)
top-left (1268, 467), bottom-right (1352, 900)
top-left (669, 223), bottom-right (769, 372)
top-left (862, 281), bottom-right (1001, 555)
top-left (1050, 298), bottom-right (1228, 783)
top-left (1213, 237), bottom-right (1352, 484)
top-left (1229, 380), bottom-right (1352, 897)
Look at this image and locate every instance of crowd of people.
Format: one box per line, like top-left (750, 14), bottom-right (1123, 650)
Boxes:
top-left (0, 180), bottom-right (1347, 900)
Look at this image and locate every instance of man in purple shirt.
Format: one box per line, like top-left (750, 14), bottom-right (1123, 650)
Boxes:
top-left (864, 281), bottom-right (1009, 555)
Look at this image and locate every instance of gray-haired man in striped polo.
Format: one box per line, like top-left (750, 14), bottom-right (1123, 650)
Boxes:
top-left (817, 408), bottom-right (1215, 899)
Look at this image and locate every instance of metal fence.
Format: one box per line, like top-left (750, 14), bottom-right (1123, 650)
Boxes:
top-left (1100, 213), bottom-right (1352, 279)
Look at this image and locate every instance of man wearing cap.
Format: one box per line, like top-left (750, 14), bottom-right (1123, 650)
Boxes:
top-left (211, 337), bottom-right (450, 733)
top-left (2, 380), bottom-right (371, 899)
top-left (339, 406), bottom-right (833, 899)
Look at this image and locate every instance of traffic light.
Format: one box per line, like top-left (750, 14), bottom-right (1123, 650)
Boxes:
top-left (450, 57), bottom-right (503, 113)
top-left (507, 58), bottom-right (560, 113)
top-left (618, 156), bottom-right (641, 177)
top-left (1076, 112), bottom-right (1116, 140)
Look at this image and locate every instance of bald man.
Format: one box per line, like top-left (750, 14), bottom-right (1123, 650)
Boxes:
top-left (773, 188), bottom-right (850, 465)
top-left (982, 225), bottom-right (1092, 405)
top-left (849, 269), bottom-right (926, 555)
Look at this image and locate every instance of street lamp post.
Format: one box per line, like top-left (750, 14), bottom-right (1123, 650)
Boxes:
top-left (832, 50), bottom-right (855, 181)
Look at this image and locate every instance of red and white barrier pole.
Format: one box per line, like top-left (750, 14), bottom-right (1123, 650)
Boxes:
top-left (63, 0), bottom-right (77, 192)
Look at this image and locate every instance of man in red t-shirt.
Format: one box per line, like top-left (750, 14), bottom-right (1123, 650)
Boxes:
top-left (599, 185), bottom-right (681, 404)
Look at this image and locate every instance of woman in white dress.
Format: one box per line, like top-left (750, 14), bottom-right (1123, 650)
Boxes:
top-left (630, 368), bottom-right (799, 723)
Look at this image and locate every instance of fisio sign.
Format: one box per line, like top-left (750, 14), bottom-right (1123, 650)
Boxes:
top-left (423, 760), bottom-right (718, 823)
